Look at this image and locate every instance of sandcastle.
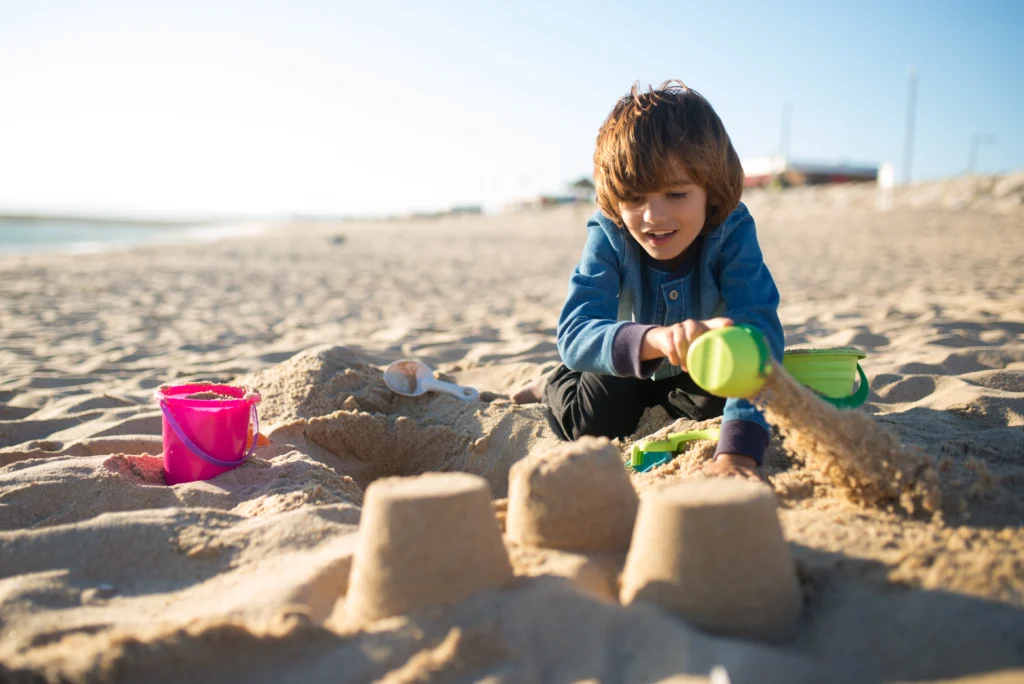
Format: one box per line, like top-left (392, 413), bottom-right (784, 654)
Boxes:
top-left (344, 439), bottom-right (799, 643)
top-left (344, 472), bottom-right (513, 624)
top-left (620, 478), bottom-right (801, 640)
top-left (506, 436), bottom-right (639, 553)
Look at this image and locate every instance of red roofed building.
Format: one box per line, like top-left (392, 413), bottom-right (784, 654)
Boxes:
top-left (743, 155), bottom-right (879, 188)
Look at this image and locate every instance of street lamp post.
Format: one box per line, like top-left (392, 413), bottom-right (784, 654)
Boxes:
top-left (902, 68), bottom-right (918, 185)
top-left (967, 134), bottom-right (998, 174)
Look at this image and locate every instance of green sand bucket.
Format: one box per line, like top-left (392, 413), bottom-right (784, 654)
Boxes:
top-left (782, 347), bottom-right (868, 409)
top-left (687, 326), bottom-right (869, 408)
top-left (686, 324), bottom-right (772, 399)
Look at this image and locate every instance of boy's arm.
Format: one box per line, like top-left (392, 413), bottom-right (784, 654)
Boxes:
top-left (714, 207), bottom-right (785, 467)
top-left (716, 207), bottom-right (784, 360)
top-left (556, 219), bottom-right (633, 377)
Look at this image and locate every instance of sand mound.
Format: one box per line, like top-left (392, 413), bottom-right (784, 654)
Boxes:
top-left (0, 449), bottom-right (361, 531)
top-left (236, 346), bottom-right (393, 425)
top-left (236, 345), bottom-right (562, 496)
top-left (744, 171), bottom-right (1024, 215)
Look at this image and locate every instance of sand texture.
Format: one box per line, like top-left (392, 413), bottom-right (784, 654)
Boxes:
top-left (343, 472), bottom-right (513, 625)
top-left (1, 176), bottom-right (1023, 682)
top-left (620, 478), bottom-right (802, 641)
top-left (506, 436), bottom-right (639, 553)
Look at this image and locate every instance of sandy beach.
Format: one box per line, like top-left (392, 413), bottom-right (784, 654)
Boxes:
top-left (1, 175), bottom-right (1022, 683)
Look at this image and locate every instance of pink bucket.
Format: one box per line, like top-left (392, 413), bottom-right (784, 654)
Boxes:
top-left (154, 384), bottom-right (261, 485)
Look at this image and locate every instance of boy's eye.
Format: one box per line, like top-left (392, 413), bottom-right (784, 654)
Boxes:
top-left (668, 192), bottom-right (689, 200)
top-left (623, 195), bottom-right (643, 204)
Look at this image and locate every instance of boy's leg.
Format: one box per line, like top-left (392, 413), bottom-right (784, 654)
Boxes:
top-left (511, 370), bottom-right (552, 404)
top-left (543, 364), bottom-right (652, 441)
top-left (657, 372), bottom-right (727, 422)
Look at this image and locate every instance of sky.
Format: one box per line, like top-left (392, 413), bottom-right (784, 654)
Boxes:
top-left (1, 0), bottom-right (1022, 218)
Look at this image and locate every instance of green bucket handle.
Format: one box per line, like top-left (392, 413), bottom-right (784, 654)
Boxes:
top-left (817, 362), bottom-right (869, 409)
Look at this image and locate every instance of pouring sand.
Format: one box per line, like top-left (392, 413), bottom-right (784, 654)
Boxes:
top-left (754, 361), bottom-right (944, 516)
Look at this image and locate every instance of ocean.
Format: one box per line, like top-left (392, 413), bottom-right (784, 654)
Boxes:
top-left (0, 218), bottom-right (271, 256)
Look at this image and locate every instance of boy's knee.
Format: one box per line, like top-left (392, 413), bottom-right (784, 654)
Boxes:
top-left (666, 389), bottom-right (726, 421)
top-left (569, 409), bottom-right (636, 441)
top-left (546, 369), bottom-right (646, 442)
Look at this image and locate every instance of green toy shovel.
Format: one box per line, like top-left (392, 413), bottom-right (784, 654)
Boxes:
top-left (629, 428), bottom-right (721, 472)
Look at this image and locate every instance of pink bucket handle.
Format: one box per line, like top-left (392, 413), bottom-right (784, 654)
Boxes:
top-left (158, 401), bottom-right (259, 468)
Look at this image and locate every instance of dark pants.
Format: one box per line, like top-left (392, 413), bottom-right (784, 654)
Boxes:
top-left (544, 364), bottom-right (727, 441)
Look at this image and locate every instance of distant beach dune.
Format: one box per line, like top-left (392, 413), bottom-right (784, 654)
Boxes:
top-left (1, 174), bottom-right (1022, 682)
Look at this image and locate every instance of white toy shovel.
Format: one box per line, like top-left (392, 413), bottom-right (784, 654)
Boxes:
top-left (383, 359), bottom-right (480, 402)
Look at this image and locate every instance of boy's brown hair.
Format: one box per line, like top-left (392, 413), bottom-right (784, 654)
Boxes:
top-left (593, 80), bottom-right (744, 230)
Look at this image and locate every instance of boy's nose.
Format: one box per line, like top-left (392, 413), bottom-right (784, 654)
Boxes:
top-left (643, 197), bottom-right (668, 224)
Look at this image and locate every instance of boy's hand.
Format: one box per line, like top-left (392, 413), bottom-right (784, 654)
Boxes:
top-left (703, 453), bottom-right (761, 481)
top-left (641, 317), bottom-right (733, 370)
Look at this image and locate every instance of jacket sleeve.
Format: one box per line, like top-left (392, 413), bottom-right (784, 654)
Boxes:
top-left (556, 219), bottom-right (631, 376)
top-left (715, 208), bottom-right (785, 435)
top-left (716, 208), bottom-right (784, 361)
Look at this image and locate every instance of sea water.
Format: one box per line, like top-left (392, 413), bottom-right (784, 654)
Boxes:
top-left (0, 218), bottom-right (269, 256)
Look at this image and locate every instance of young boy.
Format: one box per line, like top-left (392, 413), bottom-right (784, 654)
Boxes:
top-left (515, 80), bottom-right (784, 479)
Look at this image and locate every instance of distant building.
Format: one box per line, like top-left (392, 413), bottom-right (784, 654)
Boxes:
top-left (406, 204), bottom-right (484, 220)
top-left (503, 194), bottom-right (576, 212)
top-left (568, 177), bottom-right (596, 202)
top-left (448, 205), bottom-right (483, 216)
top-left (742, 155), bottom-right (879, 188)
top-left (503, 177), bottom-right (597, 213)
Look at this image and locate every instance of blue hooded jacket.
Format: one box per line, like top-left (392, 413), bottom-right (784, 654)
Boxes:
top-left (556, 203), bottom-right (784, 433)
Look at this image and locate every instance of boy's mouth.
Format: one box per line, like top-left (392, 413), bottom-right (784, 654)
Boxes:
top-left (643, 229), bottom-right (677, 247)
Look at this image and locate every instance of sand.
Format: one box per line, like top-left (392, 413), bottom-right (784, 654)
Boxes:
top-left (1, 175), bottom-right (1022, 682)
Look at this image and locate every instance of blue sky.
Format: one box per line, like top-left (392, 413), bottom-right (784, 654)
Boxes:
top-left (1, 0), bottom-right (1021, 217)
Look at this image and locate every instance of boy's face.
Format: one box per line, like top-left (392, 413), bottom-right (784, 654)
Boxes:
top-left (617, 158), bottom-right (708, 262)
